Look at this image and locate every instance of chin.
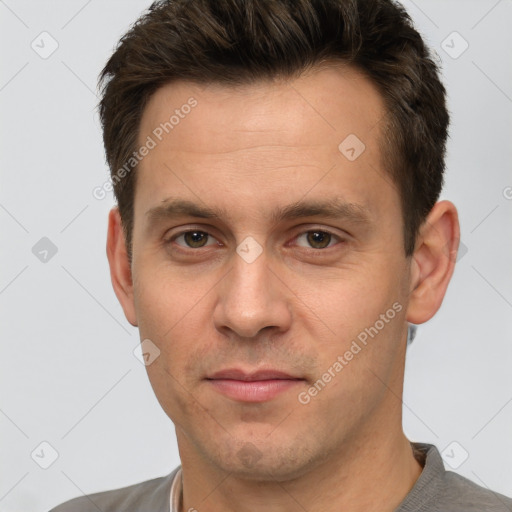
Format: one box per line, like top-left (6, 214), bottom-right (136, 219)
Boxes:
top-left (202, 435), bottom-right (323, 483)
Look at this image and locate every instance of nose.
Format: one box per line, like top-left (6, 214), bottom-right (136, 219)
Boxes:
top-left (213, 248), bottom-right (292, 340)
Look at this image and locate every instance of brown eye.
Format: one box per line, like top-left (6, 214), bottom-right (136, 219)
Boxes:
top-left (186, 231), bottom-right (208, 247)
top-left (295, 230), bottom-right (339, 249)
top-left (307, 231), bottom-right (332, 249)
top-left (175, 231), bottom-right (215, 248)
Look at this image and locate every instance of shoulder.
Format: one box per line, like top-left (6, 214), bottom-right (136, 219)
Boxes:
top-left (48, 468), bottom-right (179, 512)
top-left (404, 443), bottom-right (512, 512)
top-left (437, 470), bottom-right (512, 511)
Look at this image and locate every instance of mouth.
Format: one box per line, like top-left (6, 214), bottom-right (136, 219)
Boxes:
top-left (205, 368), bottom-right (305, 403)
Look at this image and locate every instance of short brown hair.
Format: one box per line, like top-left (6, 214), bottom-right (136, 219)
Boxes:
top-left (99, 0), bottom-right (449, 261)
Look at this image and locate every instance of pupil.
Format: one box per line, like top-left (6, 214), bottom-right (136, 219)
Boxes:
top-left (185, 231), bottom-right (207, 247)
top-left (308, 231), bottom-right (330, 248)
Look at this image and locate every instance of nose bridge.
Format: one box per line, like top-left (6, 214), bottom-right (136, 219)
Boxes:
top-left (213, 245), bottom-right (290, 339)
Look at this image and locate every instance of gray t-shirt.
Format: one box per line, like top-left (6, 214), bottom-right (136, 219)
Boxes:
top-left (49, 442), bottom-right (512, 511)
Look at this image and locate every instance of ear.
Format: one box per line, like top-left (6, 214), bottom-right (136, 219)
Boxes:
top-left (406, 200), bottom-right (460, 324)
top-left (106, 206), bottom-right (138, 327)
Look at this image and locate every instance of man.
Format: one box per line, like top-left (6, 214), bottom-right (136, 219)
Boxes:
top-left (50, 0), bottom-right (512, 511)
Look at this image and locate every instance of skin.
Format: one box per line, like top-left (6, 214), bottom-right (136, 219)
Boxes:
top-left (107, 63), bottom-right (459, 512)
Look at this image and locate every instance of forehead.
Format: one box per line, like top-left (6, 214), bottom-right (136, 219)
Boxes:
top-left (140, 63), bottom-right (385, 151)
top-left (133, 63), bottom-right (395, 230)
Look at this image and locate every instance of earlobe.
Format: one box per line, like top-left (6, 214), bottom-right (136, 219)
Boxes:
top-left (106, 207), bottom-right (138, 327)
top-left (406, 200), bottom-right (460, 325)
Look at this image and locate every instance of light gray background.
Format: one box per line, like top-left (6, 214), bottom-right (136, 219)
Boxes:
top-left (1, 1), bottom-right (511, 511)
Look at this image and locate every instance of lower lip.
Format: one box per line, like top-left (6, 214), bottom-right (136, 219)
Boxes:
top-left (207, 379), bottom-right (302, 402)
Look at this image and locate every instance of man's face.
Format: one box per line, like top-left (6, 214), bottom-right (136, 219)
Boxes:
top-left (129, 65), bottom-right (413, 479)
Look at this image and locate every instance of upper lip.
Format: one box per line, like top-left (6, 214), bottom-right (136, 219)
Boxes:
top-left (207, 368), bottom-right (302, 381)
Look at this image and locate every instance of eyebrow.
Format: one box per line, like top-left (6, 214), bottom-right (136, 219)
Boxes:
top-left (145, 197), bottom-right (372, 228)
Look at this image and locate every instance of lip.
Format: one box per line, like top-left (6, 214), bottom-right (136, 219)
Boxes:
top-left (206, 368), bottom-right (304, 402)
top-left (208, 368), bottom-right (299, 381)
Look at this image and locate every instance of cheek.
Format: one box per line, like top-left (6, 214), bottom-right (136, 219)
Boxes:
top-left (303, 280), bottom-right (407, 429)
top-left (301, 267), bottom-right (404, 343)
top-left (134, 266), bottom-right (210, 338)
top-left (134, 269), bottom-right (215, 421)
top-left (297, 262), bottom-right (408, 401)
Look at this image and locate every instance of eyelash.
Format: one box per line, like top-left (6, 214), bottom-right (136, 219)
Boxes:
top-left (164, 227), bottom-right (345, 253)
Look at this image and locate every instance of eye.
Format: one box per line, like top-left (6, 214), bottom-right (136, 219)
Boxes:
top-left (172, 230), bottom-right (219, 249)
top-left (294, 230), bottom-right (341, 249)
